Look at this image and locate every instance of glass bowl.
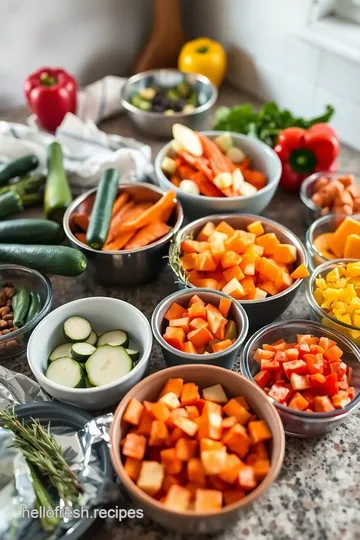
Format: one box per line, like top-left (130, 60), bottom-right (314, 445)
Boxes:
top-left (0, 264), bottom-right (53, 359)
top-left (306, 258), bottom-right (360, 347)
top-left (240, 319), bottom-right (360, 437)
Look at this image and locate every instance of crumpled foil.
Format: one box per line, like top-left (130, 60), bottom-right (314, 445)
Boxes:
top-left (0, 366), bottom-right (120, 539)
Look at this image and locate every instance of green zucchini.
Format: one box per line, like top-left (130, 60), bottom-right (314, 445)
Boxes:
top-left (25, 292), bottom-right (41, 324)
top-left (71, 342), bottom-right (96, 362)
top-left (49, 342), bottom-right (73, 362)
top-left (45, 357), bottom-right (85, 388)
top-left (0, 244), bottom-right (87, 276)
top-left (0, 219), bottom-right (64, 244)
top-left (0, 191), bottom-right (23, 218)
top-left (12, 286), bottom-right (31, 327)
top-left (85, 345), bottom-right (132, 387)
top-left (97, 329), bottom-right (128, 348)
top-left (0, 155), bottom-right (39, 186)
top-left (86, 330), bottom-right (98, 346)
top-left (126, 348), bottom-right (140, 363)
top-left (45, 142), bottom-right (72, 222)
top-left (64, 316), bottom-right (92, 342)
top-left (86, 169), bottom-right (120, 249)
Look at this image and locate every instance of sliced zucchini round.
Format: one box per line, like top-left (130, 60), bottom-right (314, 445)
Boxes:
top-left (45, 357), bottom-right (85, 388)
top-left (85, 345), bottom-right (132, 387)
top-left (71, 342), bottom-right (96, 362)
top-left (126, 348), bottom-right (140, 363)
top-left (84, 374), bottom-right (95, 388)
top-left (97, 330), bottom-right (129, 348)
top-left (86, 330), bottom-right (98, 346)
top-left (49, 342), bottom-right (73, 362)
top-left (64, 316), bottom-right (92, 342)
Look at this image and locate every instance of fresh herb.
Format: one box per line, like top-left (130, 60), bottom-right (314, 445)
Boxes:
top-left (166, 232), bottom-right (191, 287)
top-left (28, 463), bottom-right (61, 531)
top-left (213, 102), bottom-right (335, 148)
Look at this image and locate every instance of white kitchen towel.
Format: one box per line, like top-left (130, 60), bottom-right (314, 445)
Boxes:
top-left (76, 75), bottom-right (126, 122)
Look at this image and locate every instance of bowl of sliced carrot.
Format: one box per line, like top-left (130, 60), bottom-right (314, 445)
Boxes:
top-left (63, 182), bottom-right (183, 286)
top-left (110, 364), bottom-right (285, 534)
top-left (151, 288), bottom-right (249, 368)
top-left (168, 214), bottom-right (309, 330)
top-left (155, 125), bottom-right (282, 220)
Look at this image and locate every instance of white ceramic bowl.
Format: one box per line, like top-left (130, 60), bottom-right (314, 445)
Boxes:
top-left (27, 297), bottom-right (152, 410)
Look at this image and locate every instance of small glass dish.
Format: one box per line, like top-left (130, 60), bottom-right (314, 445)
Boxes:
top-left (0, 264), bottom-right (53, 359)
top-left (240, 319), bottom-right (360, 438)
top-left (306, 258), bottom-right (360, 347)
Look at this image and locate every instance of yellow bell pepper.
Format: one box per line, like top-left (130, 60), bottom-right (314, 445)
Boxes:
top-left (178, 38), bottom-right (227, 87)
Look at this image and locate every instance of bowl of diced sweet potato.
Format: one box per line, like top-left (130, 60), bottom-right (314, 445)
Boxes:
top-left (110, 364), bottom-right (285, 534)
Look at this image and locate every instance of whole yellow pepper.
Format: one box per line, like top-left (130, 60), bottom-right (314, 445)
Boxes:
top-left (178, 37), bottom-right (227, 87)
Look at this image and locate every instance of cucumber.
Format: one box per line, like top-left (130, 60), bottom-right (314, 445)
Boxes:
top-left (71, 342), bottom-right (96, 362)
top-left (64, 316), bottom-right (92, 342)
top-left (86, 169), bottom-right (120, 250)
top-left (0, 191), bottom-right (23, 218)
top-left (0, 244), bottom-right (87, 276)
top-left (49, 342), bottom-right (73, 362)
top-left (0, 219), bottom-right (64, 244)
top-left (45, 357), bottom-right (85, 388)
top-left (126, 348), bottom-right (140, 363)
top-left (25, 292), bottom-right (41, 324)
top-left (45, 142), bottom-right (72, 223)
top-left (85, 345), bottom-right (132, 387)
top-left (86, 330), bottom-right (98, 346)
top-left (97, 329), bottom-right (128, 348)
top-left (0, 155), bottom-right (39, 186)
top-left (12, 286), bottom-right (30, 327)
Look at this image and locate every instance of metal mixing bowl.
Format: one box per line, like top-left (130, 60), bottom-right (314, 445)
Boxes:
top-left (63, 182), bottom-right (183, 286)
top-left (120, 69), bottom-right (217, 138)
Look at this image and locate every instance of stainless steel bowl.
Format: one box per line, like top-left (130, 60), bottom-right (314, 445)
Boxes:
top-left (155, 131), bottom-right (282, 221)
top-left (168, 214), bottom-right (308, 331)
top-left (151, 288), bottom-right (249, 369)
top-left (63, 183), bottom-right (183, 286)
top-left (120, 69), bottom-right (218, 138)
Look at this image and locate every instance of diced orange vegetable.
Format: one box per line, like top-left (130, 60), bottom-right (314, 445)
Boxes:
top-left (159, 378), bottom-right (184, 398)
top-left (256, 233), bottom-right (280, 256)
top-left (288, 392), bottom-right (309, 411)
top-left (160, 448), bottom-right (183, 475)
top-left (186, 405), bottom-right (200, 419)
top-left (187, 326), bottom-right (214, 348)
top-left (122, 433), bottom-right (147, 460)
top-left (137, 410), bottom-right (154, 437)
top-left (182, 341), bottom-right (198, 354)
top-left (175, 438), bottom-right (198, 460)
top-left (223, 399), bottom-right (252, 425)
top-left (218, 297), bottom-right (232, 318)
top-left (238, 466), bottom-right (257, 490)
top-left (151, 402), bottom-right (170, 422)
top-left (212, 339), bottom-right (233, 353)
top-left (124, 457), bottom-right (142, 481)
top-left (247, 221), bottom-right (264, 236)
top-left (159, 392), bottom-right (181, 411)
top-left (163, 327), bottom-right (186, 350)
top-left (149, 420), bottom-right (169, 446)
top-left (223, 489), bottom-right (246, 505)
top-left (174, 416), bottom-right (199, 437)
top-left (290, 263), bottom-right (310, 279)
top-left (169, 317), bottom-right (190, 332)
top-left (181, 383), bottom-right (200, 406)
top-left (123, 398), bottom-right (144, 426)
top-left (164, 485), bottom-right (191, 511)
top-left (137, 461), bottom-right (164, 495)
top-left (195, 488), bottom-right (223, 512)
top-left (222, 424), bottom-right (251, 457)
top-left (199, 438), bottom-right (224, 452)
top-left (314, 395), bottom-right (335, 412)
top-left (247, 421), bottom-right (272, 444)
top-left (201, 449), bottom-right (227, 475)
top-left (218, 453), bottom-right (244, 484)
top-left (188, 302), bottom-right (207, 320)
top-left (162, 473), bottom-right (179, 493)
top-left (258, 257), bottom-right (281, 281)
top-left (221, 251), bottom-right (242, 269)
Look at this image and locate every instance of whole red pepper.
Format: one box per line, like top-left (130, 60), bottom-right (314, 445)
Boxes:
top-left (24, 67), bottom-right (77, 132)
top-left (274, 123), bottom-right (339, 192)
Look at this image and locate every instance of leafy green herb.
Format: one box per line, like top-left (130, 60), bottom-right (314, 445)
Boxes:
top-left (213, 102), bottom-right (335, 148)
top-left (166, 232), bottom-right (192, 287)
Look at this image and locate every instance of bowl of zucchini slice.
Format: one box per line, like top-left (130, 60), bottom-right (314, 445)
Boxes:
top-left (27, 297), bottom-right (153, 410)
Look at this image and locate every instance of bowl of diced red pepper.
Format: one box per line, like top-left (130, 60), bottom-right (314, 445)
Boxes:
top-left (241, 319), bottom-right (360, 437)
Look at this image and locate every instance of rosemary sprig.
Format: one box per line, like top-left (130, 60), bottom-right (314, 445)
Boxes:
top-left (165, 231), bottom-right (192, 287)
top-left (0, 409), bottom-right (81, 505)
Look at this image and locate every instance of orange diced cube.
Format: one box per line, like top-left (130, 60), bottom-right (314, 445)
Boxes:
top-left (247, 220), bottom-right (264, 236)
top-left (169, 317), bottom-right (190, 332)
top-left (222, 424), bottom-right (251, 457)
top-left (290, 263), bottom-right (310, 279)
top-left (123, 398), bottom-right (144, 426)
top-left (222, 416), bottom-right (238, 429)
top-left (149, 420), bottom-right (169, 446)
top-left (200, 438), bottom-right (224, 452)
top-left (201, 449), bottom-right (227, 475)
top-left (238, 466), bottom-right (257, 490)
top-left (160, 448), bottom-right (183, 475)
top-left (255, 233), bottom-right (280, 256)
top-left (252, 459), bottom-right (270, 480)
top-left (187, 326), bottom-right (214, 348)
top-left (221, 251), bottom-right (243, 269)
top-left (181, 382), bottom-right (200, 406)
top-left (223, 265), bottom-right (245, 283)
top-left (222, 278), bottom-right (245, 299)
top-left (197, 221), bottom-right (216, 241)
top-left (215, 221), bottom-right (235, 237)
top-left (195, 489), bottom-right (223, 512)
top-left (151, 402), bottom-right (170, 422)
top-left (218, 453), bottom-right (244, 484)
top-left (258, 257), bottom-right (282, 281)
top-left (212, 339), bottom-right (233, 353)
top-left (164, 485), bottom-right (191, 511)
top-left (159, 392), bottom-right (181, 410)
top-left (273, 244), bottom-right (297, 264)
top-left (163, 327), bottom-right (186, 350)
top-left (175, 438), bottom-right (198, 460)
top-left (122, 433), bottom-right (147, 460)
top-left (234, 396), bottom-right (250, 410)
top-left (218, 297), bottom-right (232, 318)
top-left (164, 302), bottom-right (186, 321)
top-left (159, 378), bottom-right (184, 398)
top-left (166, 407), bottom-right (188, 428)
top-left (186, 405), bottom-right (200, 419)
top-left (223, 489), bottom-right (246, 505)
top-left (137, 410), bottom-right (154, 436)
top-left (173, 416), bottom-right (199, 437)
top-left (162, 474), bottom-right (179, 493)
top-left (223, 398), bottom-right (252, 425)
top-left (137, 461), bottom-right (164, 495)
top-left (247, 420), bottom-right (272, 444)
top-left (188, 302), bottom-right (207, 320)
top-left (124, 457), bottom-right (142, 482)
top-left (187, 458), bottom-right (206, 486)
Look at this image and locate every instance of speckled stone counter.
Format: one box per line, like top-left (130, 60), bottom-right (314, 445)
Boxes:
top-left (1, 87), bottom-right (359, 540)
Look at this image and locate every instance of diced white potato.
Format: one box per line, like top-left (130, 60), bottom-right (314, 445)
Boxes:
top-left (215, 133), bottom-right (233, 153)
top-left (227, 146), bottom-right (246, 163)
top-left (172, 123), bottom-right (203, 156)
top-left (202, 384), bottom-right (228, 404)
top-left (159, 392), bottom-right (181, 410)
top-left (170, 139), bottom-right (184, 154)
top-left (232, 168), bottom-right (245, 193)
top-left (139, 87), bottom-right (156, 100)
top-left (208, 413), bottom-right (222, 428)
top-left (240, 181), bottom-right (258, 196)
top-left (214, 172), bottom-right (233, 190)
top-left (137, 461), bottom-right (164, 495)
top-left (183, 104), bottom-right (195, 113)
top-left (254, 288), bottom-right (267, 300)
top-left (165, 109), bottom-right (175, 116)
top-left (179, 179), bottom-right (200, 195)
top-left (161, 157), bottom-right (177, 175)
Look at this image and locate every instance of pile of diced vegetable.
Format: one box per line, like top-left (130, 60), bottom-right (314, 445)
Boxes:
top-left (313, 216), bottom-right (360, 260)
top-left (311, 174), bottom-right (360, 216)
top-left (130, 81), bottom-right (198, 114)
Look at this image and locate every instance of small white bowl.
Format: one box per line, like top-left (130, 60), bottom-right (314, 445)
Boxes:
top-left (27, 297), bottom-right (153, 410)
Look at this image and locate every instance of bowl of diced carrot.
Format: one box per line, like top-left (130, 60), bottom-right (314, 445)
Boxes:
top-left (168, 214), bottom-right (309, 330)
top-left (155, 126), bottom-right (282, 220)
top-left (241, 319), bottom-right (360, 438)
top-left (64, 182), bottom-right (183, 286)
top-left (110, 364), bottom-right (285, 534)
top-left (151, 288), bottom-right (249, 368)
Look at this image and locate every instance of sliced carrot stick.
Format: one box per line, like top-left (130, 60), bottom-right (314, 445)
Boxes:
top-left (112, 192), bottom-right (129, 217)
top-left (120, 191), bottom-right (176, 232)
top-left (124, 221), bottom-right (171, 250)
top-left (178, 165), bottom-right (198, 180)
top-left (170, 175), bottom-right (181, 187)
top-left (178, 151), bottom-right (214, 181)
top-left (106, 201), bottom-right (135, 242)
top-left (198, 134), bottom-right (234, 175)
top-left (192, 172), bottom-right (224, 198)
top-left (71, 213), bottom-right (90, 232)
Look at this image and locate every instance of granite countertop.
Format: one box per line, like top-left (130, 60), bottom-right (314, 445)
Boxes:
top-left (1, 87), bottom-right (359, 540)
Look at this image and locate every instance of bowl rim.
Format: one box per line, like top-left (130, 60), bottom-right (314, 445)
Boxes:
top-left (63, 182), bottom-right (184, 255)
top-left (109, 364), bottom-right (285, 518)
top-left (306, 258), bottom-right (360, 332)
top-left (300, 170), bottom-right (359, 212)
top-left (169, 213), bottom-right (308, 305)
top-left (306, 213), bottom-right (360, 261)
top-left (154, 130), bottom-right (282, 202)
top-left (27, 296), bottom-right (153, 394)
top-left (0, 264), bottom-right (53, 343)
top-left (151, 287), bottom-right (249, 360)
top-left (120, 69), bottom-right (218, 117)
top-left (241, 318), bottom-right (360, 419)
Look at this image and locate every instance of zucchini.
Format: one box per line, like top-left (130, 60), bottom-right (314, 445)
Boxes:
top-left (86, 169), bottom-right (120, 249)
top-left (45, 142), bottom-right (72, 222)
top-left (84, 374), bottom-right (95, 388)
top-left (126, 348), bottom-right (140, 363)
top-left (86, 330), bottom-right (98, 346)
top-left (0, 155), bottom-right (39, 186)
top-left (97, 329), bottom-right (128, 348)
top-left (71, 342), bottom-right (96, 362)
top-left (25, 292), bottom-right (41, 324)
top-left (12, 286), bottom-right (30, 327)
top-left (49, 342), bottom-right (73, 362)
top-left (45, 357), bottom-right (85, 388)
top-left (64, 316), bottom-right (92, 342)
top-left (0, 219), bottom-right (64, 244)
top-left (0, 191), bottom-right (23, 218)
top-left (85, 345), bottom-right (132, 387)
top-left (0, 244), bottom-right (87, 276)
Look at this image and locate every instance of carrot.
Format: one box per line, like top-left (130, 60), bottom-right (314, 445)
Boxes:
top-left (124, 221), bottom-right (171, 250)
top-left (191, 172), bottom-right (224, 198)
top-left (198, 133), bottom-right (234, 175)
top-left (112, 192), bottom-right (130, 217)
top-left (243, 169), bottom-right (266, 190)
top-left (170, 174), bottom-right (181, 187)
top-left (75, 232), bottom-right (87, 244)
top-left (178, 150), bottom-right (214, 181)
top-left (104, 203), bottom-right (153, 249)
top-left (104, 200), bottom-right (135, 244)
top-left (178, 164), bottom-right (198, 180)
top-left (119, 190), bottom-right (176, 232)
top-left (72, 213), bottom-right (90, 232)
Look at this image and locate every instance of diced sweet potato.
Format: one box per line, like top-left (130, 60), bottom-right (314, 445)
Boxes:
top-left (222, 424), bottom-right (251, 457)
top-left (159, 378), bottom-right (184, 398)
top-left (164, 485), bottom-right (191, 511)
top-left (124, 457), bottom-right (142, 481)
top-left (187, 458), bottom-right (206, 486)
top-left (160, 448), bottom-right (183, 475)
top-left (195, 489), bottom-right (223, 512)
top-left (238, 466), bottom-right (257, 490)
top-left (149, 420), bottom-right (169, 446)
top-left (218, 453), bottom-right (244, 484)
top-left (201, 449), bottom-right (227, 475)
top-left (159, 392), bottom-right (181, 410)
top-left (175, 438), bottom-right (198, 460)
top-left (164, 302), bottom-right (186, 321)
top-left (247, 420), bottom-right (272, 444)
top-left (223, 399), bottom-right (252, 425)
top-left (123, 398), bottom-right (144, 426)
top-left (122, 433), bottom-right (147, 460)
top-left (181, 383), bottom-right (200, 406)
top-left (137, 461), bottom-right (164, 495)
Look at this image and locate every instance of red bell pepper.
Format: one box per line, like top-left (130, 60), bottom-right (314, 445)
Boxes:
top-left (24, 67), bottom-right (77, 132)
top-left (274, 123), bottom-right (339, 191)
